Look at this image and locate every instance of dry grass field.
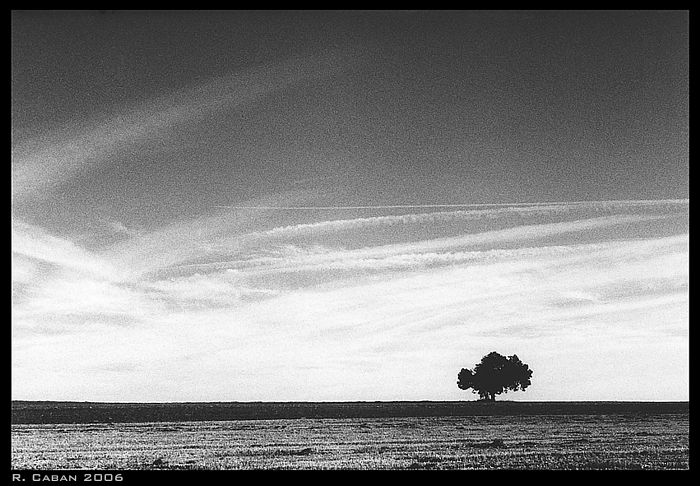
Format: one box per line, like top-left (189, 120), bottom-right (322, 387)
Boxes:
top-left (12, 412), bottom-right (689, 470)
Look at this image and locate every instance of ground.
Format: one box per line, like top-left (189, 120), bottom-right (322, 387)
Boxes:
top-left (11, 406), bottom-right (689, 470)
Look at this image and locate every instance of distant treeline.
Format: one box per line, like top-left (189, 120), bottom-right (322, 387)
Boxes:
top-left (11, 401), bottom-right (689, 425)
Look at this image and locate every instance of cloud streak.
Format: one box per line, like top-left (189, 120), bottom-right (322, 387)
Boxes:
top-left (11, 51), bottom-right (350, 203)
top-left (184, 210), bottom-right (679, 275)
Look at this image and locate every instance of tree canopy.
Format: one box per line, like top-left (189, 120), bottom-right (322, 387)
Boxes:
top-left (457, 352), bottom-right (532, 401)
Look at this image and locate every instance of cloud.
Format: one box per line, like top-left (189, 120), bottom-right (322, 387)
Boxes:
top-left (106, 220), bottom-right (140, 238)
top-left (11, 219), bottom-right (121, 280)
top-left (11, 51), bottom-right (351, 203)
top-left (184, 211), bottom-right (679, 276)
top-left (218, 198), bottom-right (687, 241)
top-left (11, 199), bottom-right (689, 401)
top-left (97, 191), bottom-right (314, 279)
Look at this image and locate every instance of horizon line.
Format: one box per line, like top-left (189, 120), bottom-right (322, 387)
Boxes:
top-left (11, 399), bottom-right (689, 404)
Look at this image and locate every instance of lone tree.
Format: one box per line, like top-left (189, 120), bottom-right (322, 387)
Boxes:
top-left (457, 352), bottom-right (533, 401)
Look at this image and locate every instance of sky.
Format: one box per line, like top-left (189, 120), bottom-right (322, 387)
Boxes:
top-left (11, 10), bottom-right (688, 402)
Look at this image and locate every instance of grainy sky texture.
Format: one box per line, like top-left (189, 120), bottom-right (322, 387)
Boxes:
top-left (12, 10), bottom-right (688, 401)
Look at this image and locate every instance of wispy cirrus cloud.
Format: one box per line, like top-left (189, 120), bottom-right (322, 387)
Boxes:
top-left (11, 51), bottom-right (351, 203)
top-left (180, 210), bottom-right (680, 276)
top-left (11, 199), bottom-right (688, 401)
top-left (11, 219), bottom-right (122, 280)
top-left (215, 198), bottom-right (686, 241)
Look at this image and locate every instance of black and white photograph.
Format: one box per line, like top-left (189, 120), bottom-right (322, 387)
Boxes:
top-left (11, 9), bottom-right (689, 474)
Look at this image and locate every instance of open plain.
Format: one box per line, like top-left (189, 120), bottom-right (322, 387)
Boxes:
top-left (11, 401), bottom-right (689, 470)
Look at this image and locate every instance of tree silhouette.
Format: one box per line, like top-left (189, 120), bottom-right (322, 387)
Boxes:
top-left (457, 352), bottom-right (532, 401)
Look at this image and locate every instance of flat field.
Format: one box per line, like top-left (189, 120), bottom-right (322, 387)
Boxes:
top-left (11, 402), bottom-right (689, 470)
